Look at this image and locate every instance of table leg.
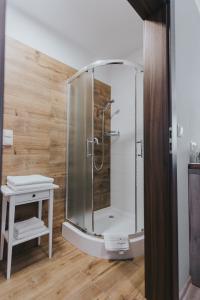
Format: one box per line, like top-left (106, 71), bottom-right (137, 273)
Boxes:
top-left (38, 201), bottom-right (42, 246)
top-left (48, 190), bottom-right (53, 258)
top-left (0, 197), bottom-right (7, 260)
top-left (7, 199), bottom-right (15, 279)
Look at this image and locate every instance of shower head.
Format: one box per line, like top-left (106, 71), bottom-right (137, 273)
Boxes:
top-left (107, 99), bottom-right (115, 104)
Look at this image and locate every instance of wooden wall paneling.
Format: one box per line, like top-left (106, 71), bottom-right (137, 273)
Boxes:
top-left (3, 37), bottom-right (112, 240)
top-left (3, 37), bottom-right (76, 238)
top-left (93, 79), bottom-right (111, 211)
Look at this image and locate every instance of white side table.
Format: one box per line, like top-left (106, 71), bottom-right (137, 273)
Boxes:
top-left (0, 184), bottom-right (59, 279)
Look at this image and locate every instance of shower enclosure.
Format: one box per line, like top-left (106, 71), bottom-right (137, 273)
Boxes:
top-left (63, 60), bottom-right (144, 259)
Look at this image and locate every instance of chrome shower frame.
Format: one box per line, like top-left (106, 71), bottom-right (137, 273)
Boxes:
top-left (67, 59), bottom-right (142, 84)
top-left (66, 59), bottom-right (143, 235)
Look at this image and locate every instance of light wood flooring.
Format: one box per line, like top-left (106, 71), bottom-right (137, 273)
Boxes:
top-left (0, 237), bottom-right (145, 300)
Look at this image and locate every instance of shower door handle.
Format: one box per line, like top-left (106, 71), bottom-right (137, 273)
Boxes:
top-left (86, 138), bottom-right (93, 157)
top-left (137, 140), bottom-right (143, 158)
top-left (86, 137), bottom-right (99, 157)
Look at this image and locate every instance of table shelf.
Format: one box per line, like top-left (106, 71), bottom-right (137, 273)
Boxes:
top-left (4, 226), bottom-right (49, 246)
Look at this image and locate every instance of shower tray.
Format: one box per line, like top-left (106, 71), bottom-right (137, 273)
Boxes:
top-left (62, 221), bottom-right (144, 260)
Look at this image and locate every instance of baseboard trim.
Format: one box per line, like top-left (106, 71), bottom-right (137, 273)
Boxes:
top-left (179, 277), bottom-right (191, 300)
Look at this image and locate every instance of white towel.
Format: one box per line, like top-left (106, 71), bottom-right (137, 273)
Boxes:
top-left (7, 182), bottom-right (54, 192)
top-left (14, 225), bottom-right (47, 240)
top-left (7, 175), bottom-right (54, 186)
top-left (14, 217), bottom-right (44, 235)
top-left (104, 233), bottom-right (130, 252)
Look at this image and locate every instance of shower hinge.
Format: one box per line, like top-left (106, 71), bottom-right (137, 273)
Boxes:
top-left (169, 127), bottom-right (172, 154)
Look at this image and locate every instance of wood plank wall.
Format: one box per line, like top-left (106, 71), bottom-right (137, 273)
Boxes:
top-left (93, 80), bottom-right (111, 211)
top-left (2, 37), bottom-right (111, 238)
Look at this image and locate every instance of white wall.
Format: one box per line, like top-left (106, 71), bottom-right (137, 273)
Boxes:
top-left (6, 4), bottom-right (143, 72)
top-left (6, 5), bottom-right (93, 70)
top-left (175, 0), bottom-right (200, 292)
top-left (6, 5), bottom-right (143, 80)
top-left (126, 48), bottom-right (143, 66)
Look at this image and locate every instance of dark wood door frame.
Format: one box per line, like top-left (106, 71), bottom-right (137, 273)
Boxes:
top-left (128, 0), bottom-right (167, 19)
top-left (128, 0), bottom-right (179, 300)
top-left (0, 0), bottom-right (178, 299)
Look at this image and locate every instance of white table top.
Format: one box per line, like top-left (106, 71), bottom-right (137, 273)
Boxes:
top-left (1, 184), bottom-right (59, 196)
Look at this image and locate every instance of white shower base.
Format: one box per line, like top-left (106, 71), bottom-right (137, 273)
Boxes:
top-left (94, 206), bottom-right (135, 235)
top-left (62, 207), bottom-right (144, 260)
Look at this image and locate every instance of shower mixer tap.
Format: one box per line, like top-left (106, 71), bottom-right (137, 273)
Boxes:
top-left (93, 137), bottom-right (99, 145)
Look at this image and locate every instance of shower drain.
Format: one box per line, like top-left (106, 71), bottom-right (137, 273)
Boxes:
top-left (108, 215), bottom-right (114, 219)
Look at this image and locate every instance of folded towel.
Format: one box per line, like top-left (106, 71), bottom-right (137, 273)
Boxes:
top-left (7, 182), bottom-right (54, 192)
top-left (14, 223), bottom-right (45, 236)
top-left (104, 233), bottom-right (130, 252)
top-left (7, 175), bottom-right (54, 186)
top-left (14, 225), bottom-right (47, 240)
top-left (14, 217), bottom-right (44, 235)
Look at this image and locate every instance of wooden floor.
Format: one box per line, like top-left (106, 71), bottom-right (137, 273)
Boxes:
top-left (0, 237), bottom-right (145, 300)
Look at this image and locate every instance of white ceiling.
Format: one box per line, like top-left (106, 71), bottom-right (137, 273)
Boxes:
top-left (8, 0), bottom-right (143, 58)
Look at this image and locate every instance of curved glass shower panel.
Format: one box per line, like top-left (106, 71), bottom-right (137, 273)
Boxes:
top-left (92, 65), bottom-right (112, 213)
top-left (93, 64), bottom-right (137, 235)
top-left (67, 70), bottom-right (94, 233)
top-left (66, 60), bottom-right (144, 237)
top-left (135, 70), bottom-right (144, 232)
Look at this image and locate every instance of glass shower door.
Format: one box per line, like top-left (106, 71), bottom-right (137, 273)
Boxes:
top-left (67, 70), bottom-right (94, 233)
